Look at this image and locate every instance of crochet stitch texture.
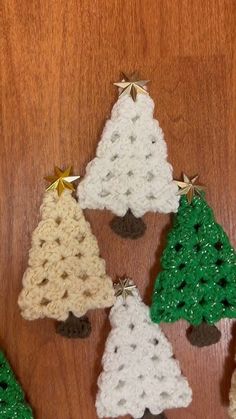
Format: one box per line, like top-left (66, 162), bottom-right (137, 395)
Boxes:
top-left (151, 194), bottom-right (236, 326)
top-left (0, 351), bottom-right (33, 418)
top-left (229, 367), bottom-right (236, 418)
top-left (78, 93), bottom-right (179, 217)
top-left (96, 289), bottom-right (192, 418)
top-left (18, 190), bottom-right (115, 321)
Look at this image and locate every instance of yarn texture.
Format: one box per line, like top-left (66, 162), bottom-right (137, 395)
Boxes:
top-left (151, 194), bottom-right (236, 326)
top-left (18, 190), bottom-right (115, 321)
top-left (110, 209), bottom-right (147, 239)
top-left (0, 350), bottom-right (33, 418)
top-left (141, 409), bottom-right (167, 419)
top-left (78, 93), bottom-right (179, 217)
top-left (56, 313), bottom-right (92, 338)
top-left (229, 367), bottom-right (236, 418)
top-left (186, 323), bottom-right (221, 347)
top-left (96, 289), bottom-right (192, 418)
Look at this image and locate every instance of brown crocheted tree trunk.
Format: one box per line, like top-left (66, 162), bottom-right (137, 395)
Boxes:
top-left (110, 209), bottom-right (146, 239)
top-left (186, 322), bottom-right (221, 347)
top-left (140, 409), bottom-right (167, 419)
top-left (56, 312), bottom-right (91, 339)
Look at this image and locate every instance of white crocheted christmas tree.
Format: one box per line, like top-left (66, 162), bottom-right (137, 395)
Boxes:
top-left (18, 167), bottom-right (115, 338)
top-left (96, 280), bottom-right (192, 418)
top-left (78, 75), bottom-right (179, 239)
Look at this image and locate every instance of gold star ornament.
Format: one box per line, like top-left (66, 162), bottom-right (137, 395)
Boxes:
top-left (114, 72), bottom-right (150, 101)
top-left (174, 173), bottom-right (205, 204)
top-left (114, 278), bottom-right (136, 300)
top-left (45, 166), bottom-right (80, 196)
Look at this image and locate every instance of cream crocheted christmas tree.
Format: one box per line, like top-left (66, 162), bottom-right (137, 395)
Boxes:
top-left (229, 366), bottom-right (236, 419)
top-left (96, 280), bottom-right (192, 418)
top-left (18, 168), bottom-right (115, 338)
top-left (78, 75), bottom-right (179, 239)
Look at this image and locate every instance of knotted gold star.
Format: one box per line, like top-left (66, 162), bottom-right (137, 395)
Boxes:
top-left (174, 173), bottom-right (205, 204)
top-left (114, 278), bottom-right (136, 300)
top-left (114, 72), bottom-right (149, 101)
top-left (45, 166), bottom-right (80, 196)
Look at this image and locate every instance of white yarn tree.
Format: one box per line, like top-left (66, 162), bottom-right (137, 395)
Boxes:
top-left (78, 75), bottom-right (179, 239)
top-left (96, 279), bottom-right (192, 419)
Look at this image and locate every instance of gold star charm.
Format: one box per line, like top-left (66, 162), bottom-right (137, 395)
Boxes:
top-left (114, 278), bottom-right (136, 300)
top-left (174, 174), bottom-right (205, 204)
top-left (45, 166), bottom-right (80, 196)
top-left (114, 72), bottom-right (149, 101)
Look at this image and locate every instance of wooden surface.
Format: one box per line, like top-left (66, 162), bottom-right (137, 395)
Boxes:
top-left (0, 1), bottom-right (236, 418)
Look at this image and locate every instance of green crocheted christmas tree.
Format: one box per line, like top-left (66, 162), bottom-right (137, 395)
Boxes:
top-left (151, 175), bottom-right (236, 347)
top-left (0, 350), bottom-right (33, 418)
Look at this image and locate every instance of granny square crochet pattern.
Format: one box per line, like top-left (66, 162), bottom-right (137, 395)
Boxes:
top-left (0, 351), bottom-right (33, 418)
top-left (78, 92), bottom-right (179, 218)
top-left (18, 190), bottom-right (115, 321)
top-left (96, 289), bottom-right (192, 418)
top-left (151, 193), bottom-right (236, 326)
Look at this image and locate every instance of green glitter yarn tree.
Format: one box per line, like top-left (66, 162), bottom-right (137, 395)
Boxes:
top-left (150, 174), bottom-right (236, 347)
top-left (0, 350), bottom-right (33, 418)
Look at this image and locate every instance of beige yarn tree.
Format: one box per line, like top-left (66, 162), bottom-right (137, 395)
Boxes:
top-left (229, 366), bottom-right (236, 419)
top-left (18, 167), bottom-right (115, 338)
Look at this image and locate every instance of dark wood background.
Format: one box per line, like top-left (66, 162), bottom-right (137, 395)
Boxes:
top-left (1, 1), bottom-right (236, 418)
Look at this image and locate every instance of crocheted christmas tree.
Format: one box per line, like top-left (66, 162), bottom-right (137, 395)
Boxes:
top-left (0, 350), bottom-right (33, 418)
top-left (96, 279), bottom-right (192, 419)
top-left (78, 74), bottom-right (179, 239)
top-left (151, 175), bottom-right (236, 347)
top-left (229, 364), bottom-right (236, 419)
top-left (18, 167), bottom-right (115, 338)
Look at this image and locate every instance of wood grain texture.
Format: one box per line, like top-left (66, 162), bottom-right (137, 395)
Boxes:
top-left (0, 1), bottom-right (236, 418)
